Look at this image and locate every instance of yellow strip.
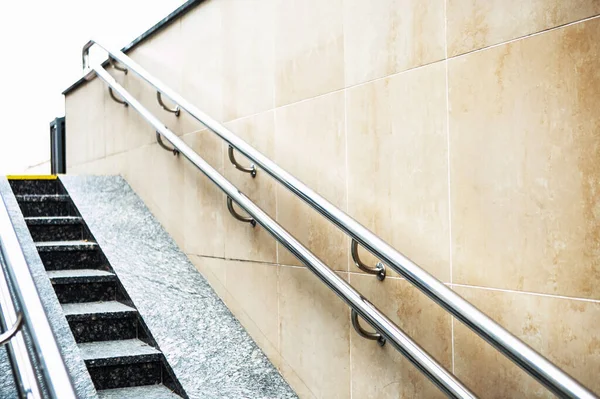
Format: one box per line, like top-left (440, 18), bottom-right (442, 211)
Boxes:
top-left (7, 175), bottom-right (58, 180)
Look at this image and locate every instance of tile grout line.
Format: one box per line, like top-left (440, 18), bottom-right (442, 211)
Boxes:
top-left (344, 80), bottom-right (353, 399)
top-left (450, 283), bottom-right (600, 304)
top-left (443, 0), bottom-right (455, 376)
top-left (450, 13), bottom-right (600, 60)
top-left (187, 254), bottom-right (600, 303)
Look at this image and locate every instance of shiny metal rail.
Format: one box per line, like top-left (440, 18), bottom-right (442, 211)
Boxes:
top-left (91, 65), bottom-right (475, 399)
top-left (82, 40), bottom-right (598, 398)
top-left (0, 195), bottom-right (76, 399)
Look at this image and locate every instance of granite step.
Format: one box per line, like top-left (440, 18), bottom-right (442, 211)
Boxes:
top-left (63, 301), bottom-right (140, 343)
top-left (81, 339), bottom-right (165, 390)
top-left (80, 339), bottom-right (162, 367)
top-left (14, 194), bottom-right (76, 217)
top-left (97, 384), bottom-right (181, 399)
top-left (47, 269), bottom-right (116, 284)
top-left (63, 301), bottom-right (137, 320)
top-left (9, 179), bottom-right (64, 195)
top-left (49, 269), bottom-right (119, 304)
top-left (26, 217), bottom-right (89, 242)
top-left (36, 240), bottom-right (98, 252)
top-left (39, 246), bottom-right (109, 271)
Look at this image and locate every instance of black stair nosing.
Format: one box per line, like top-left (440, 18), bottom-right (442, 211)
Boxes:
top-left (80, 339), bottom-right (162, 367)
top-left (63, 301), bottom-right (138, 321)
top-left (14, 194), bottom-right (70, 202)
top-left (25, 216), bottom-right (83, 225)
top-left (47, 269), bottom-right (116, 284)
top-left (97, 384), bottom-right (182, 399)
top-left (36, 240), bottom-right (98, 252)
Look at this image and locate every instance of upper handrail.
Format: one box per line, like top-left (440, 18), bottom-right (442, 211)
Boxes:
top-left (0, 194), bottom-right (76, 399)
top-left (82, 39), bottom-right (597, 399)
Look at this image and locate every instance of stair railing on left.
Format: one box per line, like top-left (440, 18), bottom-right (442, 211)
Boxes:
top-left (0, 194), bottom-right (76, 399)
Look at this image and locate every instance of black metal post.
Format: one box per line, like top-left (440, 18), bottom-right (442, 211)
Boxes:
top-left (49, 117), bottom-right (66, 174)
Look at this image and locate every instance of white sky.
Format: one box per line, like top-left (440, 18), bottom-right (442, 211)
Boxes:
top-left (0, 0), bottom-right (186, 174)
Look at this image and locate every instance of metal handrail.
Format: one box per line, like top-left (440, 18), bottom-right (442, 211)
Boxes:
top-left (91, 65), bottom-right (475, 398)
top-left (82, 40), bottom-right (598, 398)
top-left (0, 195), bottom-right (76, 399)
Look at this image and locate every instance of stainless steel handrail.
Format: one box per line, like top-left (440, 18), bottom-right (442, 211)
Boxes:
top-left (0, 195), bottom-right (77, 399)
top-left (91, 65), bottom-right (476, 399)
top-left (82, 40), bottom-right (598, 398)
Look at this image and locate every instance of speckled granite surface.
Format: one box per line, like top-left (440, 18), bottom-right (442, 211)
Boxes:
top-left (0, 346), bottom-right (17, 398)
top-left (61, 176), bottom-right (297, 399)
top-left (0, 177), bottom-right (98, 399)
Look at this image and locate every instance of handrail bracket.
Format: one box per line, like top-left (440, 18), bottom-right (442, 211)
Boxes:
top-left (227, 196), bottom-right (256, 227)
top-left (156, 132), bottom-right (179, 156)
top-left (109, 56), bottom-right (128, 74)
top-left (108, 87), bottom-right (128, 107)
top-left (228, 145), bottom-right (257, 178)
top-left (0, 313), bottom-right (23, 346)
top-left (351, 239), bottom-right (386, 281)
top-left (157, 92), bottom-right (180, 116)
top-left (351, 309), bottom-right (386, 347)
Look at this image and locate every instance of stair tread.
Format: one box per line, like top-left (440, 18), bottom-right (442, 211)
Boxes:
top-left (36, 240), bottom-right (97, 251)
top-left (14, 194), bottom-right (69, 202)
top-left (25, 216), bottom-right (83, 225)
top-left (47, 269), bottom-right (115, 283)
top-left (63, 301), bottom-right (136, 319)
top-left (79, 339), bottom-right (161, 366)
top-left (97, 384), bottom-right (181, 399)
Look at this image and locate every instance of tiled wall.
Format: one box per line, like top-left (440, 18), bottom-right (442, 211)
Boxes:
top-left (65, 1), bottom-right (600, 397)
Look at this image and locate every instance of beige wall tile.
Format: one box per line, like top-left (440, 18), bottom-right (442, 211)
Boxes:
top-left (449, 19), bottom-right (600, 299)
top-left (181, 130), bottom-right (225, 258)
top-left (346, 62), bottom-right (450, 281)
top-left (279, 266), bottom-right (350, 399)
top-left (274, 91), bottom-right (348, 271)
top-left (120, 143), bottom-right (156, 210)
top-left (274, 0), bottom-right (344, 106)
top-left (123, 22), bottom-right (193, 137)
top-left (149, 143), bottom-right (187, 247)
top-left (224, 260), bottom-right (279, 354)
top-left (223, 112), bottom-right (277, 263)
top-left (344, 0), bottom-right (445, 86)
top-left (447, 0), bottom-right (600, 56)
top-left (180, 0), bottom-right (224, 131)
top-left (221, 0), bottom-right (274, 121)
top-left (66, 78), bottom-right (106, 167)
top-left (453, 285), bottom-right (600, 397)
top-left (349, 274), bottom-right (451, 398)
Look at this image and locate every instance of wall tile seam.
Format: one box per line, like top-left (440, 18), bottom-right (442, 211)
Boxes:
top-left (450, 283), bottom-right (600, 304)
top-left (443, 0), bottom-right (455, 375)
top-left (448, 13), bottom-right (600, 60)
top-left (186, 253), bottom-right (600, 304)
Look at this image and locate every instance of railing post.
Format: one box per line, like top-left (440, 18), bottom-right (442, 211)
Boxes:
top-left (49, 117), bottom-right (66, 174)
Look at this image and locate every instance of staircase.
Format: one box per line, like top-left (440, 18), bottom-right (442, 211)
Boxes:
top-left (9, 178), bottom-right (184, 399)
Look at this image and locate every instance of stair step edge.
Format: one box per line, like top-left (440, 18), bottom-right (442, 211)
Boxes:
top-left (47, 269), bottom-right (116, 284)
top-left (80, 339), bottom-right (162, 367)
top-left (97, 384), bottom-right (181, 399)
top-left (62, 301), bottom-right (137, 320)
top-left (25, 216), bottom-right (83, 225)
top-left (14, 194), bottom-right (70, 202)
top-left (36, 241), bottom-right (97, 252)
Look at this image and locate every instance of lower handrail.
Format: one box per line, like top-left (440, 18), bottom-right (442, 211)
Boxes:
top-left (92, 65), bottom-right (476, 399)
